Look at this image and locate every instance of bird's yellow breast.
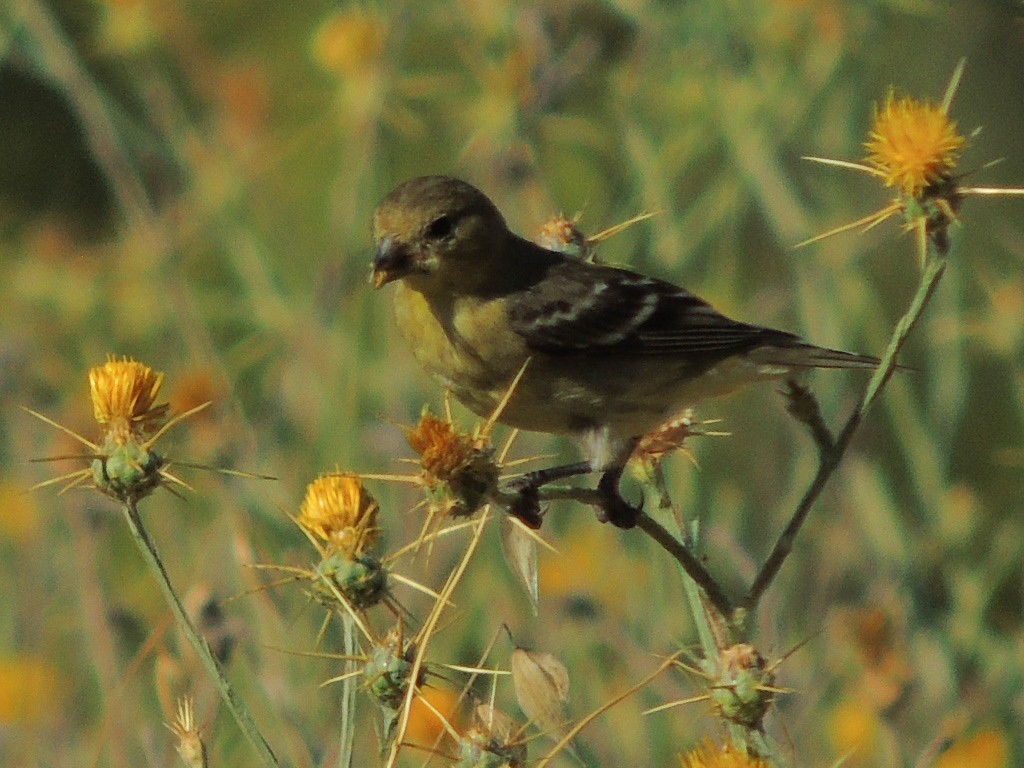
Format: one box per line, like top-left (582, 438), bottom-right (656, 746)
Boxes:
top-left (391, 283), bottom-right (530, 417)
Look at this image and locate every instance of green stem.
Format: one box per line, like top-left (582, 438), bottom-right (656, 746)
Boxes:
top-left (122, 501), bottom-right (280, 768)
top-left (640, 463), bottom-right (724, 658)
top-left (745, 245), bottom-right (948, 615)
top-left (338, 614), bottom-right (357, 768)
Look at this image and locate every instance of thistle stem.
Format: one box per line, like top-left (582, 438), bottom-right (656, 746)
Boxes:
top-left (517, 483), bottom-right (736, 618)
top-left (745, 235), bottom-right (948, 614)
top-left (121, 501), bottom-right (280, 768)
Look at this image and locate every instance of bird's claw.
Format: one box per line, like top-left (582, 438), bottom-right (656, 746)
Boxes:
top-left (596, 484), bottom-right (642, 529)
top-left (507, 484), bottom-right (544, 529)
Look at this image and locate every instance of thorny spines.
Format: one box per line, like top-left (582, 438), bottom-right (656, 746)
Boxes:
top-left (166, 696), bottom-right (207, 768)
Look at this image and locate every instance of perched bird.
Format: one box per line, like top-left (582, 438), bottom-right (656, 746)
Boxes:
top-left (371, 176), bottom-right (877, 528)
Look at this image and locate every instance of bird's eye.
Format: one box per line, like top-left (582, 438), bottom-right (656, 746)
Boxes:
top-left (424, 215), bottom-right (454, 240)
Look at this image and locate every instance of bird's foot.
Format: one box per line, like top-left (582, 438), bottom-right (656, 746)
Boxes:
top-left (503, 462), bottom-right (593, 529)
top-left (507, 483), bottom-right (544, 529)
top-left (596, 471), bottom-right (642, 529)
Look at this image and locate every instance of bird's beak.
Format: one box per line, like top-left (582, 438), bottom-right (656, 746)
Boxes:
top-left (370, 236), bottom-right (410, 289)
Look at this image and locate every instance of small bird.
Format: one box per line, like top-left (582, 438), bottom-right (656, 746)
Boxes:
top-left (371, 176), bottom-right (877, 529)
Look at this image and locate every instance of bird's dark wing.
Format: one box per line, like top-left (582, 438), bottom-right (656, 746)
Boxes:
top-left (507, 259), bottom-right (797, 357)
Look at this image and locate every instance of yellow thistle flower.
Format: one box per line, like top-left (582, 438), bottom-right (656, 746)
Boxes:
top-left (27, 356), bottom-right (219, 503)
top-left (406, 412), bottom-right (481, 480)
top-left (299, 473), bottom-right (380, 557)
top-left (86, 356), bottom-right (176, 502)
top-left (406, 410), bottom-right (498, 518)
top-left (679, 741), bottom-right (771, 768)
top-left (803, 61), bottom-right (1024, 256)
top-left (865, 91), bottom-right (966, 197)
top-left (89, 356), bottom-right (169, 446)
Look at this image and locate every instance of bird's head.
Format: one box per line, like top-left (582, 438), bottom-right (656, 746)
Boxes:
top-left (371, 176), bottom-right (510, 294)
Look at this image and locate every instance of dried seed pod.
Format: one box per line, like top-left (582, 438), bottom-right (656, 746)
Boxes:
top-left (511, 647), bottom-right (569, 734)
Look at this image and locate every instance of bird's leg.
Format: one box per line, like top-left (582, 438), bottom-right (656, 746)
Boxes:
top-left (505, 461), bottom-right (594, 528)
top-left (596, 463), bottom-right (642, 529)
top-left (508, 461), bottom-right (595, 488)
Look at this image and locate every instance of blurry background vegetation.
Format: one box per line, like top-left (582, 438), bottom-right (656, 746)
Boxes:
top-left (1, 0), bottom-right (1022, 766)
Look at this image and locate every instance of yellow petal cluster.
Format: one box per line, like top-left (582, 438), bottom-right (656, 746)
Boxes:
top-left (679, 741), bottom-right (771, 768)
top-left (89, 356), bottom-right (168, 445)
top-left (312, 9), bottom-right (387, 77)
top-left (299, 473), bottom-right (380, 556)
top-left (865, 93), bottom-right (966, 196)
top-left (405, 411), bottom-right (498, 517)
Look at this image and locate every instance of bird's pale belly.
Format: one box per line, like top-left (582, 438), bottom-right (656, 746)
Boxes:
top-left (443, 351), bottom-right (785, 440)
top-left (393, 283), bottom-right (789, 440)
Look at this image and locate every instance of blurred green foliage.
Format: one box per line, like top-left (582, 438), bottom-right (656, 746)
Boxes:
top-left (1, 0), bottom-right (1022, 766)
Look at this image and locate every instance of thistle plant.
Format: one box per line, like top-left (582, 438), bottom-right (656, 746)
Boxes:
top-left (17, 7), bottom-right (1024, 763)
top-left (27, 357), bottom-right (280, 768)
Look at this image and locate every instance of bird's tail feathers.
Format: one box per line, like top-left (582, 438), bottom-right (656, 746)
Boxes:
top-left (755, 343), bottom-right (882, 370)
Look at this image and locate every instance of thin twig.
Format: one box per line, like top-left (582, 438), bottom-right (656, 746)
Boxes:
top-left (745, 248), bottom-right (948, 613)
top-left (635, 512), bottom-right (734, 618)
top-left (497, 482), bottom-right (736, 619)
top-left (782, 379), bottom-right (835, 456)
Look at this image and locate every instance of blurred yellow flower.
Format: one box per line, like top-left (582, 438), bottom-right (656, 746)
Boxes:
top-left (404, 686), bottom-right (462, 747)
top-left (97, 0), bottom-right (158, 54)
top-left (312, 9), bottom-right (387, 77)
top-left (865, 92), bottom-right (966, 196)
top-left (828, 698), bottom-right (882, 761)
top-left (89, 356), bottom-right (168, 446)
top-left (539, 523), bottom-right (649, 615)
top-left (0, 479), bottom-right (39, 541)
top-left (0, 656), bottom-right (58, 724)
top-left (935, 728), bottom-right (1009, 768)
top-left (299, 473), bottom-right (380, 557)
top-left (679, 740), bottom-right (771, 768)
